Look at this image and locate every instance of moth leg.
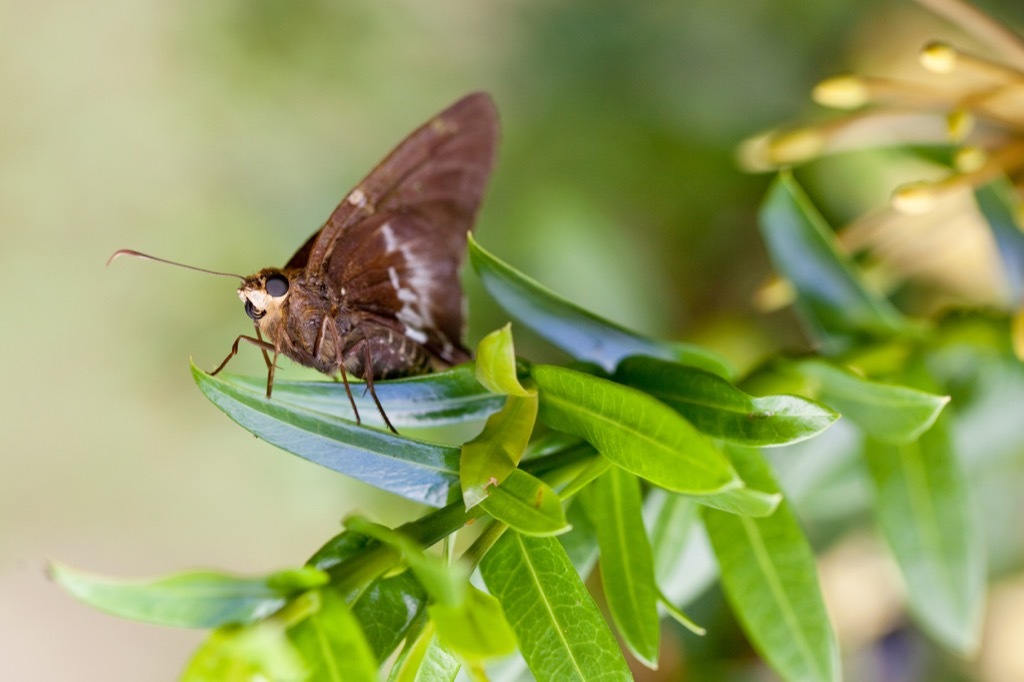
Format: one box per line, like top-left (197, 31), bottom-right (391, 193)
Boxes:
top-left (249, 326), bottom-right (282, 398)
top-left (210, 334), bottom-right (276, 377)
top-left (361, 341), bottom-right (397, 434)
top-left (265, 347), bottom-right (281, 399)
top-left (322, 317), bottom-right (362, 426)
top-left (254, 323), bottom-right (273, 371)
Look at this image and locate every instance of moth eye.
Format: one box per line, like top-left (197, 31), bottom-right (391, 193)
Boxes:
top-left (265, 274), bottom-right (289, 297)
top-left (244, 299), bottom-right (265, 321)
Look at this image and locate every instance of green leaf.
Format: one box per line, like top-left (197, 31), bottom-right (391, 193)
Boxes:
top-left (475, 323), bottom-right (532, 396)
top-left (351, 570), bottom-right (427, 663)
top-left (974, 177), bottom-right (1024, 304)
top-left (469, 234), bottom-right (733, 377)
top-left (795, 359), bottom-right (949, 443)
top-left (559, 501), bottom-right (600, 577)
top-left (703, 447), bottom-right (839, 682)
top-left (388, 622), bottom-right (460, 682)
top-left (307, 531), bottom-right (373, 571)
top-left (49, 563), bottom-right (324, 628)
top-left (644, 488), bottom-right (698, 589)
top-left (580, 466), bottom-right (660, 667)
top-left (614, 356), bottom-right (837, 447)
top-left (643, 490), bottom-right (718, 607)
top-left (460, 394), bottom-right (538, 508)
top-left (532, 364), bottom-right (741, 495)
top-left (657, 590), bottom-right (706, 636)
top-left (864, 415), bottom-right (984, 654)
top-left (480, 532), bottom-right (632, 682)
top-left (192, 361), bottom-right (461, 507)
top-left (288, 588), bottom-right (378, 682)
top-left (182, 619), bottom-right (306, 682)
top-left (759, 173), bottom-right (908, 346)
top-left (690, 485), bottom-right (782, 518)
top-left (343, 517), bottom-right (467, 608)
top-left (221, 363), bottom-right (505, 428)
top-left (428, 585), bottom-right (518, 662)
top-left (479, 468), bottom-right (571, 537)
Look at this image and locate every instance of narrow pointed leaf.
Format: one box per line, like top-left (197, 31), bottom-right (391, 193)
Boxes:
top-left (480, 532), bottom-right (631, 681)
top-left (580, 466), bottom-right (660, 667)
top-left (343, 516), bottom-right (467, 608)
top-left (657, 592), bottom-right (706, 636)
top-left (759, 173), bottom-right (908, 346)
top-left (469, 235), bottom-right (732, 377)
top-left (388, 622), bottom-right (460, 682)
top-left (50, 563), bottom-right (325, 629)
top-left (307, 531), bottom-right (373, 571)
top-left (795, 359), bottom-right (949, 443)
top-left (223, 363), bottom-right (504, 428)
top-left (615, 356), bottom-right (837, 446)
top-left (559, 501), bottom-right (600, 577)
top-left (351, 570), bottom-right (427, 663)
top-left (703, 447), bottom-right (840, 682)
top-left (975, 177), bottom-right (1024, 304)
top-left (475, 324), bottom-right (532, 396)
top-left (428, 585), bottom-right (518, 661)
top-left (479, 468), bottom-right (570, 536)
top-left (461, 394), bottom-right (538, 508)
top-left (649, 509), bottom-right (718, 609)
top-left (644, 489), bottom-right (699, 590)
top-left (193, 361), bottom-right (461, 507)
top-left (864, 415), bottom-right (984, 654)
top-left (690, 485), bottom-right (782, 517)
top-left (532, 364), bottom-right (740, 495)
top-left (288, 588), bottom-right (378, 682)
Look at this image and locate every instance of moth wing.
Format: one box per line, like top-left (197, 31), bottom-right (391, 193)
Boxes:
top-left (287, 92), bottom-right (498, 273)
top-left (326, 210), bottom-right (471, 364)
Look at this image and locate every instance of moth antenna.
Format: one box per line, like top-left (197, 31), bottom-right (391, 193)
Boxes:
top-left (107, 249), bottom-right (244, 281)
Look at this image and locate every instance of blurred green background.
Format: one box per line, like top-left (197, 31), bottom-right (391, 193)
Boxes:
top-left (4, 0), bottom-right (1021, 679)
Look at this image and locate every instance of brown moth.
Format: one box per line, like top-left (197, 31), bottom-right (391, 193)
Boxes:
top-left (111, 93), bottom-right (500, 432)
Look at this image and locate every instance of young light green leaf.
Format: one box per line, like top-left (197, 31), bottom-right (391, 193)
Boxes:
top-left (614, 356), bottom-right (837, 447)
top-left (475, 323), bottom-right (532, 396)
top-left (580, 466), bottom-right (660, 668)
top-left (795, 359), bottom-right (949, 443)
top-left (388, 621), bottom-right (461, 682)
top-left (192, 361), bottom-right (461, 507)
top-left (532, 364), bottom-right (741, 495)
top-left (343, 516), bottom-right (468, 608)
top-left (428, 585), bottom-right (518, 662)
top-left (49, 563), bottom-right (324, 629)
top-left (974, 177), bottom-right (1024, 303)
top-left (221, 363), bottom-right (505, 428)
top-left (287, 588), bottom-right (378, 682)
top-left (182, 619), bottom-right (306, 682)
top-left (469, 234), bottom-right (733, 377)
top-left (479, 468), bottom-right (570, 537)
top-left (864, 415), bottom-right (984, 654)
top-left (759, 173), bottom-right (908, 346)
top-left (480, 532), bottom-right (632, 681)
top-left (703, 447), bottom-right (839, 682)
top-left (351, 570), bottom-right (427, 663)
top-left (460, 394), bottom-right (538, 508)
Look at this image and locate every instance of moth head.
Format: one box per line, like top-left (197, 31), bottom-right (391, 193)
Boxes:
top-left (239, 269), bottom-right (290, 323)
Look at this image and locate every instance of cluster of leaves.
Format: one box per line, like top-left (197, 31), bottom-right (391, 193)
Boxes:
top-left (55, 175), bottom-right (1024, 680)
